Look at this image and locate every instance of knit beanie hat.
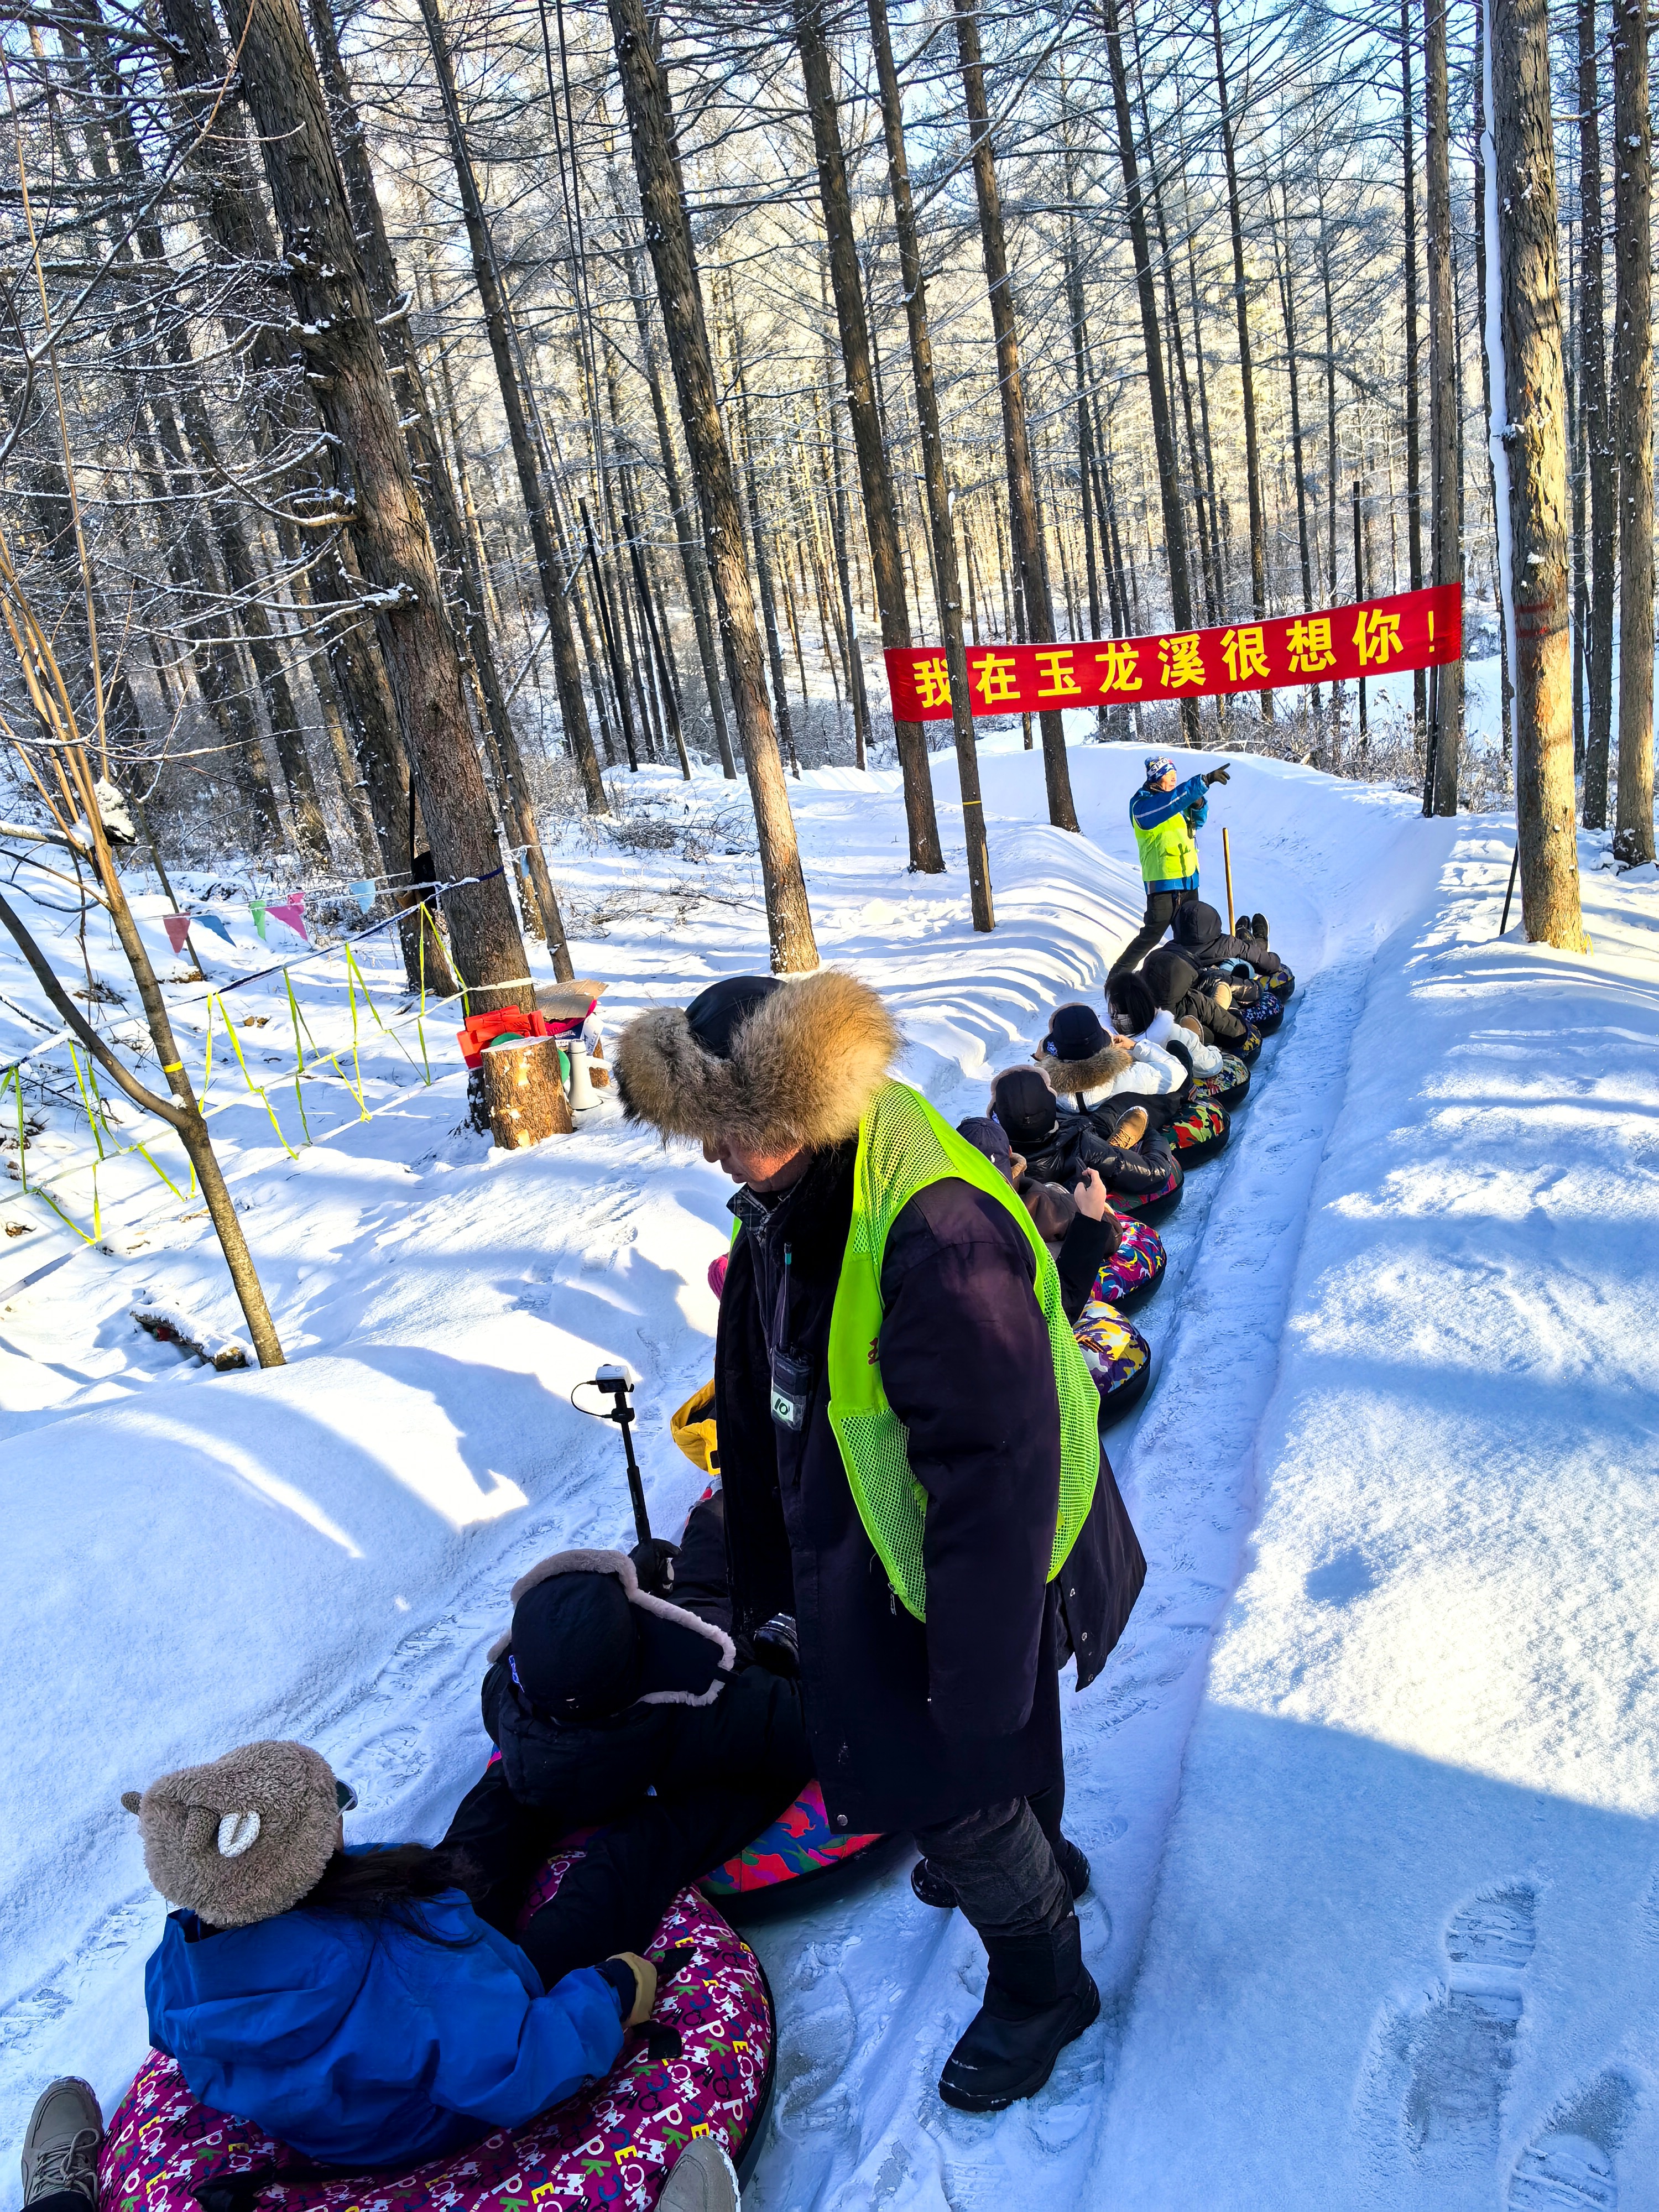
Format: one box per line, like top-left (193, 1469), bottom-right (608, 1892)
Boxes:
top-left (1043, 1003), bottom-right (1112, 1063)
top-left (122, 1741), bottom-right (344, 1927)
top-left (1144, 754), bottom-right (1176, 780)
top-left (990, 1067), bottom-right (1058, 1151)
top-left (956, 1113), bottom-right (1013, 1179)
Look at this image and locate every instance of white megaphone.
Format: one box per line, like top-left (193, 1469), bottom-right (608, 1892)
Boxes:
top-left (566, 1035), bottom-right (598, 1113)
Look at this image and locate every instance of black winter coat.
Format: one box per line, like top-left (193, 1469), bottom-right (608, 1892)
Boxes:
top-left (714, 1142), bottom-right (1144, 1834)
top-left (1019, 1109), bottom-right (1175, 1198)
top-left (1141, 947), bottom-right (1253, 1047)
top-left (1172, 899), bottom-right (1275, 973)
top-left (481, 1645), bottom-right (802, 1827)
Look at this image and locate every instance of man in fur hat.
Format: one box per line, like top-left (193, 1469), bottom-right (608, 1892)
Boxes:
top-left (614, 972), bottom-right (1145, 2114)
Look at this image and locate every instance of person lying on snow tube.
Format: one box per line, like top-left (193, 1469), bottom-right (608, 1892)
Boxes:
top-left (955, 1116), bottom-right (1153, 1425)
top-left (1131, 946), bottom-right (1261, 1061)
top-left (440, 1552), bottom-right (808, 1990)
top-left (1034, 1003), bottom-right (1229, 1166)
top-left (92, 1743), bottom-right (737, 2212)
top-left (989, 1066), bottom-right (1184, 1222)
top-left (1106, 973), bottom-right (1251, 1113)
top-left (613, 971), bottom-right (1146, 2115)
top-left (1171, 898), bottom-right (1282, 978)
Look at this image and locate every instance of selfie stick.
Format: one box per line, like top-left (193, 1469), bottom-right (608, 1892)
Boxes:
top-left (594, 1364), bottom-right (652, 1548)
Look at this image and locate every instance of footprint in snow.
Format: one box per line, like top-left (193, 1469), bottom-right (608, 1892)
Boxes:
top-left (1507, 2070), bottom-right (1635, 2210)
top-left (1395, 1885), bottom-right (1537, 2161)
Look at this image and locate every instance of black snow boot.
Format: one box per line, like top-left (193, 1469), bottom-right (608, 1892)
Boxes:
top-left (912, 1837), bottom-right (1091, 1911)
top-left (1250, 912), bottom-right (1270, 945)
top-left (938, 1913), bottom-right (1099, 2112)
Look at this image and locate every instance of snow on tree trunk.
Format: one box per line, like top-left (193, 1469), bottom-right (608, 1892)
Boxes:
top-left (1488, 0), bottom-right (1587, 948)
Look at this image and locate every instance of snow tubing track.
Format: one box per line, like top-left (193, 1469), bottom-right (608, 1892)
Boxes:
top-left (98, 1860), bottom-right (773, 2212)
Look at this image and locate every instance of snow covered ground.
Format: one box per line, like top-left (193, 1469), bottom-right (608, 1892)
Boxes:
top-left (2, 732), bottom-right (1656, 2210)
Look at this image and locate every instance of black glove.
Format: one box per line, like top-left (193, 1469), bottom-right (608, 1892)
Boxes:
top-left (1203, 763), bottom-right (1232, 785)
top-left (629, 1537), bottom-right (680, 1595)
top-left (753, 1612), bottom-right (800, 1677)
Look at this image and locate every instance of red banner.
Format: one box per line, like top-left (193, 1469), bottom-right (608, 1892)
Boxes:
top-left (882, 582), bottom-right (1462, 722)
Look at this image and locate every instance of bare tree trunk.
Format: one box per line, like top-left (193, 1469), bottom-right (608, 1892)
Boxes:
top-left (1490, 0), bottom-right (1587, 946)
top-left (1211, 0), bottom-right (1271, 719)
top-left (622, 232), bottom-right (735, 776)
top-left (223, 0), bottom-right (531, 1003)
top-left (1579, 0), bottom-right (1616, 827)
top-left (415, 0), bottom-right (606, 856)
top-left (732, 318), bottom-right (800, 779)
top-left (606, 0), bottom-right (817, 971)
top-left (952, 0), bottom-right (1079, 826)
top-left (1473, 0), bottom-right (1514, 765)
top-left (1425, 0), bottom-right (1463, 814)
top-left (1093, 0), bottom-right (1196, 738)
top-left (1613, 0), bottom-right (1655, 863)
top-left (869, 0), bottom-right (993, 930)
top-left (1401, 0), bottom-right (1427, 743)
top-left (794, 0), bottom-right (943, 867)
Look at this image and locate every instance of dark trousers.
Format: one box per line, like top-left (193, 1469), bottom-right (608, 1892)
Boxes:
top-left (32, 2195), bottom-right (86, 2212)
top-left (443, 1682), bottom-right (810, 1989)
top-left (912, 1795), bottom-right (1071, 1948)
top-left (1110, 888), bottom-right (1196, 978)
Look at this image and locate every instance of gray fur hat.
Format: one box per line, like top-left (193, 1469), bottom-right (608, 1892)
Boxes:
top-left (121, 1740), bottom-right (342, 1928)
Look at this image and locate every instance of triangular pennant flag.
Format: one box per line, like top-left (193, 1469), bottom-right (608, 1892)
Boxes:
top-left (348, 879), bottom-right (377, 916)
top-left (269, 895), bottom-right (308, 943)
top-left (193, 913), bottom-right (235, 945)
top-left (250, 899), bottom-right (268, 941)
top-left (162, 914), bottom-right (192, 955)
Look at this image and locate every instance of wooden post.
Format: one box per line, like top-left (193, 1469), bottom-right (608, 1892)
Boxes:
top-left (1222, 827), bottom-right (1235, 935)
top-left (481, 1036), bottom-right (573, 1149)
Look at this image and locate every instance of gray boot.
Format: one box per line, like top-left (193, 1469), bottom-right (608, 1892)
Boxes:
top-left (21, 2080), bottom-right (103, 2208)
top-left (657, 2137), bottom-right (740, 2212)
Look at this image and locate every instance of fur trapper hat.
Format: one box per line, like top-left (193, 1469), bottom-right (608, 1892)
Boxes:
top-left (1036, 1003), bottom-right (1134, 1096)
top-left (121, 1740), bottom-right (342, 1927)
top-left (489, 1549), bottom-right (736, 1715)
top-left (613, 970), bottom-right (900, 1155)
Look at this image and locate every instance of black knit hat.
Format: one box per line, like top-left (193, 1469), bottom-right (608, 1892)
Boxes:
top-left (684, 975), bottom-right (781, 1058)
top-left (1044, 1003), bottom-right (1110, 1062)
top-left (990, 1068), bottom-right (1058, 1151)
top-left (956, 1114), bottom-right (1012, 1176)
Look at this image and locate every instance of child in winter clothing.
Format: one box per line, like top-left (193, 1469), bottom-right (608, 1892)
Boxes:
top-left (126, 1740), bottom-right (640, 2169)
top-left (1129, 948), bottom-right (1258, 1055)
top-left (989, 1066), bottom-right (1180, 1210)
top-left (1035, 1001), bottom-right (1192, 1129)
top-left (443, 1549), bottom-right (810, 1993)
top-left (1171, 898), bottom-right (1278, 975)
top-left (1109, 971), bottom-right (1252, 1113)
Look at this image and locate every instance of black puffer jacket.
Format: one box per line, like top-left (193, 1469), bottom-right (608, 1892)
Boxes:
top-left (1140, 947), bottom-right (1254, 1048)
top-left (1018, 1108), bottom-right (1176, 1198)
top-left (715, 1143), bottom-right (1144, 1835)
top-left (1172, 899), bottom-right (1276, 973)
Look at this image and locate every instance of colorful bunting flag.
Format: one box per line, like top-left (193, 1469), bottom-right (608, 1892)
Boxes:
top-left (348, 879), bottom-right (377, 915)
top-left (162, 914), bottom-right (192, 955)
top-left (269, 895), bottom-right (308, 943)
top-left (250, 899), bottom-right (268, 941)
top-left (192, 914), bottom-right (235, 945)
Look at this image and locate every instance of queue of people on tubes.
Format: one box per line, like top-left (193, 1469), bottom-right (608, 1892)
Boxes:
top-left (18, 755), bottom-right (1289, 2212)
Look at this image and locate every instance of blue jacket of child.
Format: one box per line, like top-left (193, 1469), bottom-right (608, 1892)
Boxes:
top-left (144, 1888), bottom-right (624, 2167)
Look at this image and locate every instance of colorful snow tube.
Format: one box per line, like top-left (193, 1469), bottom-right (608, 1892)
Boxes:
top-left (1190, 1052), bottom-right (1251, 1113)
top-left (1108, 1156), bottom-right (1183, 1222)
top-left (1164, 1096), bottom-right (1229, 1165)
top-left (1240, 988), bottom-right (1285, 1036)
top-left (100, 1860), bottom-right (774, 2212)
top-left (1097, 1211), bottom-right (1165, 1311)
top-left (1074, 1298), bottom-right (1152, 1426)
top-left (1261, 966), bottom-right (1295, 999)
top-left (701, 1777), bottom-right (882, 1904)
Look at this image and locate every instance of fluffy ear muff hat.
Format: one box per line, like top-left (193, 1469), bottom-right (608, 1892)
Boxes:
top-left (121, 1740), bottom-right (342, 1928)
top-left (612, 969), bottom-right (901, 1154)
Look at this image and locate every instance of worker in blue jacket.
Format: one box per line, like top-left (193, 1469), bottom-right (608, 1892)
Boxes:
top-left (1109, 755), bottom-right (1232, 978)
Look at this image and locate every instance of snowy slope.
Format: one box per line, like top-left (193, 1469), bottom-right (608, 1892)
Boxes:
top-left (1, 738), bottom-right (1652, 2210)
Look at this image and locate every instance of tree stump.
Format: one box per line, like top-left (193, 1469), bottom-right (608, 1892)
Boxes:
top-left (481, 1034), bottom-right (571, 1149)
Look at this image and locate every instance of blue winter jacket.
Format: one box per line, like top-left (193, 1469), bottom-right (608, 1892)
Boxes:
top-left (145, 1889), bottom-right (625, 2168)
top-left (1128, 775), bottom-right (1208, 891)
